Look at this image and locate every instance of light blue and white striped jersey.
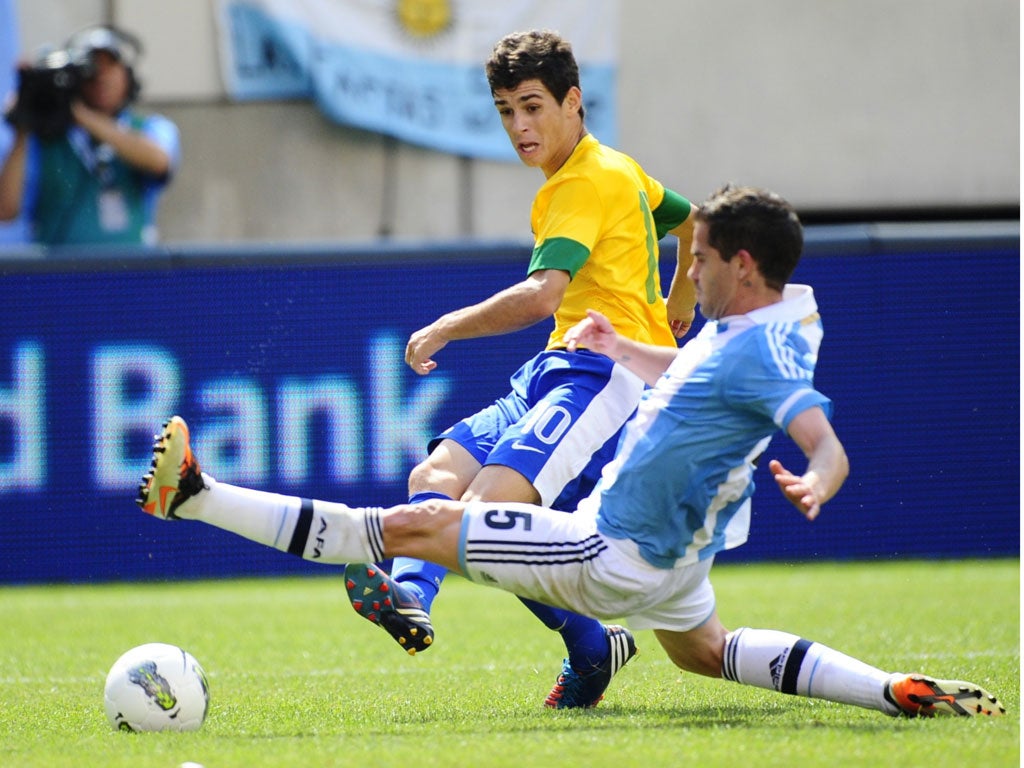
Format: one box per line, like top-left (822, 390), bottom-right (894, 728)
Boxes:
top-left (590, 285), bottom-right (831, 568)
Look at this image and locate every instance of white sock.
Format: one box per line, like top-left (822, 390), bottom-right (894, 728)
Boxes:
top-left (177, 473), bottom-right (385, 564)
top-left (723, 627), bottom-right (900, 714)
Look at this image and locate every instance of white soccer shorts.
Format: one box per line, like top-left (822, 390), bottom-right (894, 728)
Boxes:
top-left (457, 500), bottom-right (716, 632)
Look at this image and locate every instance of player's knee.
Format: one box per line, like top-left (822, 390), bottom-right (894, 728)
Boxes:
top-left (406, 459), bottom-right (434, 493)
top-left (464, 465), bottom-right (539, 504)
top-left (408, 440), bottom-right (481, 499)
top-left (407, 454), bottom-right (473, 499)
top-left (408, 459), bottom-right (454, 496)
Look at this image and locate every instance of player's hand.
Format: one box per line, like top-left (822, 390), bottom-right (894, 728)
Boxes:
top-left (405, 324), bottom-right (445, 375)
top-left (563, 309), bottom-right (617, 354)
top-left (769, 459), bottom-right (822, 521)
top-left (667, 307), bottom-right (695, 338)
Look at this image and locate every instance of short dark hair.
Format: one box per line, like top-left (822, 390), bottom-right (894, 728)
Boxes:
top-left (696, 185), bottom-right (804, 291)
top-left (485, 30), bottom-right (584, 119)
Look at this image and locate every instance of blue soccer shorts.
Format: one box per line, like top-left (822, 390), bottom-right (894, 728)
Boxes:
top-left (430, 349), bottom-right (645, 509)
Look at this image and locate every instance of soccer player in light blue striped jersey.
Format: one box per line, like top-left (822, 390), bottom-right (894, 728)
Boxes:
top-left (139, 185), bottom-right (1004, 717)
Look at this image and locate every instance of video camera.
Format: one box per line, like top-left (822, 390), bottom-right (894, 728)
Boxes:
top-left (6, 49), bottom-right (94, 140)
top-left (4, 25), bottom-right (142, 140)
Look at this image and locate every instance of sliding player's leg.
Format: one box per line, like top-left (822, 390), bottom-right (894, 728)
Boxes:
top-left (137, 416), bottom-right (640, 705)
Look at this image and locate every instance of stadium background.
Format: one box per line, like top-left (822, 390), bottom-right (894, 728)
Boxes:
top-left (0, 1), bottom-right (1018, 583)
top-left (9, 0), bottom-right (1018, 243)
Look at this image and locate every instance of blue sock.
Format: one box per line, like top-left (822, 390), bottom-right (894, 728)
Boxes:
top-left (390, 491), bottom-right (451, 611)
top-left (518, 597), bottom-right (609, 671)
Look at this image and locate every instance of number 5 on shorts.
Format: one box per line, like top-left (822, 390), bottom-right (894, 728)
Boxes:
top-left (483, 509), bottom-right (533, 531)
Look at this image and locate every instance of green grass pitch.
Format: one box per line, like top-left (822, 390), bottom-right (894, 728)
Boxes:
top-left (0, 559), bottom-right (1017, 767)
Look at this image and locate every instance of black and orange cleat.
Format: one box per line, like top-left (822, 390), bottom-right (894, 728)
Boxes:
top-left (886, 674), bottom-right (1006, 717)
top-left (344, 563), bottom-right (434, 655)
top-left (136, 416), bottom-right (206, 520)
top-left (544, 625), bottom-right (638, 709)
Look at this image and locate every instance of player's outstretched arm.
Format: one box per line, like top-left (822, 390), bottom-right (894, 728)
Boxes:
top-left (563, 308), bottom-right (618, 354)
top-left (772, 407), bottom-right (849, 521)
top-left (564, 309), bottom-right (677, 386)
top-left (405, 269), bottom-right (569, 375)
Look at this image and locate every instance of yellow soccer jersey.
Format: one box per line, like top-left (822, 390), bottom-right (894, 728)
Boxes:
top-left (528, 134), bottom-right (691, 350)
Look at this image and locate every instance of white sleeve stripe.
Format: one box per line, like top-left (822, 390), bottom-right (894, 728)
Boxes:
top-left (773, 389), bottom-right (818, 427)
top-left (766, 322), bottom-right (811, 381)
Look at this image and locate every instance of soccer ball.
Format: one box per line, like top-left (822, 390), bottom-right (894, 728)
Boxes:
top-left (103, 643), bottom-right (210, 732)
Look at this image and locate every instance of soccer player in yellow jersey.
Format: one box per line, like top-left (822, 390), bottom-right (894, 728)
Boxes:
top-left (348, 29), bottom-right (696, 707)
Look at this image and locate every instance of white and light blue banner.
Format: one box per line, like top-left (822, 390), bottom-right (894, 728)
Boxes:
top-left (216, 0), bottom-right (620, 159)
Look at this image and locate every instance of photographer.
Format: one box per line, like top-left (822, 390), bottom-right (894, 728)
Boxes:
top-left (0, 25), bottom-right (180, 246)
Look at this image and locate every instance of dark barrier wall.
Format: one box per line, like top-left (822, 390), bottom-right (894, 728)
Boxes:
top-left (0, 225), bottom-right (1018, 583)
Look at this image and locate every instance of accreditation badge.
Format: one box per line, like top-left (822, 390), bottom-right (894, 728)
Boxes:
top-left (98, 188), bottom-right (130, 232)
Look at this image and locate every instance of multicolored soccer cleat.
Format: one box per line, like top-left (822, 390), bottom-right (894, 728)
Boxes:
top-left (136, 416), bottom-right (205, 520)
top-left (344, 563), bottom-right (435, 655)
top-left (544, 624), bottom-right (638, 709)
top-left (886, 674), bottom-right (1006, 717)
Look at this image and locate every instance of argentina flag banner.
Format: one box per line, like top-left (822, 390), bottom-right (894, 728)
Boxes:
top-left (216, 0), bottom-right (619, 160)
